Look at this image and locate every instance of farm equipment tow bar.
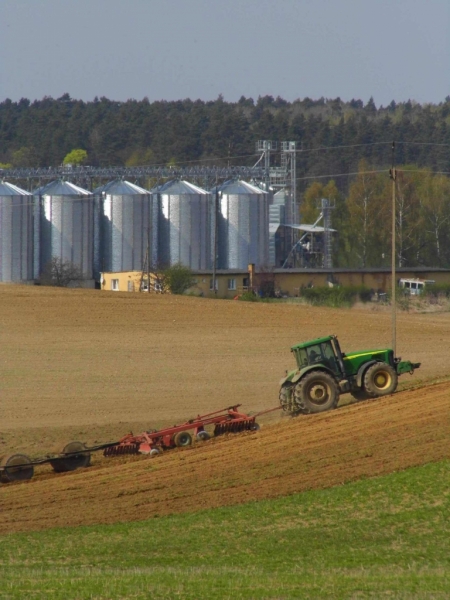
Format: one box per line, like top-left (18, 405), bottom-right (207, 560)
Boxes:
top-left (0, 404), bottom-right (281, 484)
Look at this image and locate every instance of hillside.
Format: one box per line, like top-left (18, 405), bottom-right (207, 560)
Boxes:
top-left (0, 285), bottom-right (449, 533)
top-left (1, 381), bottom-right (449, 534)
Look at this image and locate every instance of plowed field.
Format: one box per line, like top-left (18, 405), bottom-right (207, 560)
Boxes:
top-left (0, 285), bottom-right (449, 533)
top-left (1, 381), bottom-right (449, 534)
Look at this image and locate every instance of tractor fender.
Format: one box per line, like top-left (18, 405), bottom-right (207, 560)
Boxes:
top-left (291, 365), bottom-right (336, 384)
top-left (356, 360), bottom-right (378, 388)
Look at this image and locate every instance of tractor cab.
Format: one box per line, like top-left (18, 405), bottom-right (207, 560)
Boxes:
top-left (291, 335), bottom-right (345, 377)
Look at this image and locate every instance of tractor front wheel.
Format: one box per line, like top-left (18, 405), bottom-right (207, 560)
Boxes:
top-left (294, 371), bottom-right (339, 414)
top-left (363, 362), bottom-right (398, 397)
top-left (279, 384), bottom-right (294, 413)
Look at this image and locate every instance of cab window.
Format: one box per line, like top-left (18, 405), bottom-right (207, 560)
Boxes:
top-left (306, 344), bottom-right (322, 365)
top-left (321, 341), bottom-right (338, 371)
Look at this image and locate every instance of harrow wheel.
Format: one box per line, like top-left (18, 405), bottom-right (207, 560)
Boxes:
top-left (150, 448), bottom-right (162, 457)
top-left (50, 441), bottom-right (91, 473)
top-left (173, 431), bottom-right (192, 448)
top-left (0, 454), bottom-right (34, 483)
top-left (363, 362), bottom-right (398, 397)
top-left (294, 371), bottom-right (339, 414)
top-left (196, 431), bottom-right (211, 442)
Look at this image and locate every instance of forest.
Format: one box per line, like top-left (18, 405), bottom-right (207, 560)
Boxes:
top-left (0, 94), bottom-right (449, 268)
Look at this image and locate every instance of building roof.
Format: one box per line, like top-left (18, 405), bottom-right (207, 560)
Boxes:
top-left (93, 179), bottom-right (150, 195)
top-left (0, 181), bottom-right (32, 196)
top-left (287, 224), bottom-right (337, 233)
top-left (159, 179), bottom-right (208, 195)
top-left (33, 179), bottom-right (91, 196)
top-left (213, 179), bottom-right (267, 195)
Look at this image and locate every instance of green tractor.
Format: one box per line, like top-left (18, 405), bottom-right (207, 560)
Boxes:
top-left (279, 335), bottom-right (420, 415)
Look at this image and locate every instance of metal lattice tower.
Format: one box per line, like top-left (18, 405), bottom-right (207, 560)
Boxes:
top-left (255, 140), bottom-right (277, 192)
top-left (256, 140), bottom-right (297, 222)
top-left (256, 140), bottom-right (298, 267)
top-left (320, 198), bottom-right (335, 268)
top-left (280, 141), bottom-right (297, 224)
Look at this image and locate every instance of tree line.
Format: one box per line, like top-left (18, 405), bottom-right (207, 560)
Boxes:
top-left (302, 162), bottom-right (450, 268)
top-left (1, 93), bottom-right (449, 268)
top-left (1, 93), bottom-right (449, 175)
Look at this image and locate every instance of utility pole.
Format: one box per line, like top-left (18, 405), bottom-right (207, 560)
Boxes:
top-left (212, 179), bottom-right (219, 296)
top-left (147, 225), bottom-right (151, 294)
top-left (389, 141), bottom-right (396, 355)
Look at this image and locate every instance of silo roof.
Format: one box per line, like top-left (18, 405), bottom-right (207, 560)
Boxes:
top-left (0, 181), bottom-right (32, 196)
top-left (93, 179), bottom-right (150, 195)
top-left (159, 179), bottom-right (208, 195)
top-left (34, 179), bottom-right (91, 195)
top-left (217, 179), bottom-right (267, 195)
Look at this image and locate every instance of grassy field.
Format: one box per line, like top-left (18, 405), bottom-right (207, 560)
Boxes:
top-left (0, 460), bottom-right (448, 599)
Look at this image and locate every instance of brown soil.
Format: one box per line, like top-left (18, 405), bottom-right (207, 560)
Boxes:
top-left (0, 285), bottom-right (449, 533)
top-left (1, 381), bottom-right (448, 534)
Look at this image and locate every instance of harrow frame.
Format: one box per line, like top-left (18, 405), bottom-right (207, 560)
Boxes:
top-left (0, 404), bottom-right (276, 484)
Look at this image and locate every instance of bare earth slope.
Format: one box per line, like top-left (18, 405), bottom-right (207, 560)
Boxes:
top-left (0, 285), bottom-right (449, 533)
top-left (1, 381), bottom-right (449, 534)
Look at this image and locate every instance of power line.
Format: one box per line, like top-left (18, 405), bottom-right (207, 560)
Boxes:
top-left (293, 141), bottom-right (392, 154)
top-left (396, 141), bottom-right (450, 148)
top-left (294, 169), bottom-right (389, 182)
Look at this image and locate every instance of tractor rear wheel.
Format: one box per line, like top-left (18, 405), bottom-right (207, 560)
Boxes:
top-left (294, 371), bottom-right (339, 414)
top-left (363, 362), bottom-right (398, 397)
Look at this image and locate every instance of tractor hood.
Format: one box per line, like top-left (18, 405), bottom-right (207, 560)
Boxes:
top-left (342, 348), bottom-right (393, 375)
top-left (343, 349), bottom-right (391, 360)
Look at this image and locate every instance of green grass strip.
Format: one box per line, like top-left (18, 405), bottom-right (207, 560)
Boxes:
top-left (0, 460), bottom-right (449, 599)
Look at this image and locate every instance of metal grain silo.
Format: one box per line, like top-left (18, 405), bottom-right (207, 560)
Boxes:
top-left (35, 179), bottom-right (94, 279)
top-left (94, 179), bottom-right (157, 275)
top-left (158, 180), bottom-right (212, 269)
top-left (0, 181), bottom-right (34, 282)
top-left (217, 180), bottom-right (269, 269)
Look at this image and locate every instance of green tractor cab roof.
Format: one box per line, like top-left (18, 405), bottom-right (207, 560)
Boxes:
top-left (291, 335), bottom-right (335, 351)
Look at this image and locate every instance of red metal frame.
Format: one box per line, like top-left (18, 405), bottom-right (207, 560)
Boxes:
top-left (103, 404), bottom-right (258, 456)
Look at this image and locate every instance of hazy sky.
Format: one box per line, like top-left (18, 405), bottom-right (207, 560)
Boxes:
top-left (1, 0), bottom-right (449, 106)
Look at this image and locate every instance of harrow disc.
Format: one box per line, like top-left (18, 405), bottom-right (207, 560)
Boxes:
top-left (0, 454), bottom-right (34, 483)
top-left (50, 441), bottom-right (91, 473)
top-left (214, 419), bottom-right (258, 436)
top-left (104, 443), bottom-right (140, 457)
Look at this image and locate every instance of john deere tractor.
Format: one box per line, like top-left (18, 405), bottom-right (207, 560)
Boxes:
top-left (279, 335), bottom-right (420, 415)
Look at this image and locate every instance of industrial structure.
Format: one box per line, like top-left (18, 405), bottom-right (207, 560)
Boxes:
top-left (0, 147), bottom-right (339, 284)
top-left (35, 179), bottom-right (94, 280)
top-left (216, 179), bottom-right (269, 270)
top-left (0, 181), bottom-right (33, 282)
top-left (157, 179), bottom-right (212, 270)
top-left (93, 179), bottom-right (157, 277)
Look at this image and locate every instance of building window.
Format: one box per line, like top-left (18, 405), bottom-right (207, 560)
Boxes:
top-left (111, 279), bottom-right (119, 291)
top-left (243, 277), bottom-right (249, 288)
top-left (228, 278), bottom-right (236, 291)
top-left (209, 278), bottom-right (218, 291)
top-left (127, 280), bottom-right (134, 292)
